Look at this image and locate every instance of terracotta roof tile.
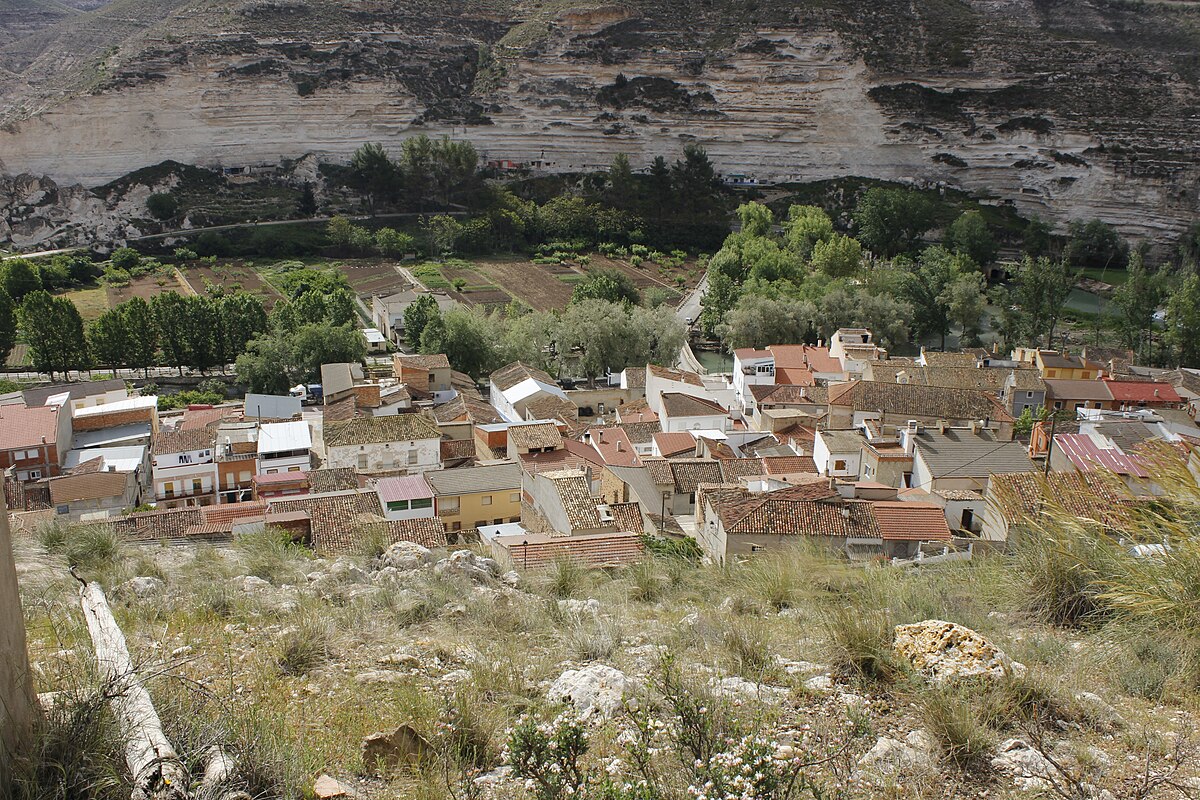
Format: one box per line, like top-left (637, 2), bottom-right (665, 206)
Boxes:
top-left (762, 455), bottom-right (818, 475)
top-left (543, 469), bottom-right (604, 530)
top-left (0, 403), bottom-right (61, 452)
top-left (491, 362), bottom-right (556, 392)
top-left (607, 501), bottom-right (646, 534)
top-left (653, 431), bottom-right (696, 458)
top-left (201, 501), bottom-right (267, 526)
top-left (111, 507), bottom-right (204, 540)
top-left (266, 491), bottom-right (385, 554)
top-left (508, 422), bottom-right (564, 451)
top-left (396, 353), bottom-right (451, 370)
top-left (323, 413), bottom-right (440, 447)
top-left (308, 467), bottom-right (359, 493)
top-left (616, 421), bottom-right (660, 445)
top-left (152, 428), bottom-right (216, 457)
top-left (496, 531), bottom-right (644, 569)
top-left (660, 392), bottom-right (726, 418)
top-left (872, 502), bottom-right (952, 541)
top-left (830, 380), bottom-right (1014, 423)
top-left (647, 364), bottom-right (703, 386)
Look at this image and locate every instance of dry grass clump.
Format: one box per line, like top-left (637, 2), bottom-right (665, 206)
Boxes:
top-left (234, 527), bottom-right (312, 584)
top-left (275, 617), bottom-right (332, 676)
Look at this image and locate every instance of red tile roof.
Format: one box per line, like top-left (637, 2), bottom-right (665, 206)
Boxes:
top-left (1102, 379), bottom-right (1182, 405)
top-left (495, 531), bottom-right (645, 569)
top-left (871, 502), bottom-right (952, 541)
top-left (769, 344), bottom-right (842, 375)
top-left (647, 364), bottom-right (703, 387)
top-left (617, 398), bottom-right (658, 424)
top-left (659, 392), bottom-right (726, 418)
top-left (201, 501), bottom-right (267, 526)
top-left (180, 406), bottom-right (240, 430)
top-left (607, 502), bottom-right (646, 534)
top-left (0, 405), bottom-right (60, 451)
top-left (762, 455), bottom-right (818, 475)
top-left (653, 431), bottom-right (696, 457)
top-left (589, 427), bottom-right (640, 467)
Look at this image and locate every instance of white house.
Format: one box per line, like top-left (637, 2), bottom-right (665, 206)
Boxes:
top-left (813, 429), bottom-right (866, 478)
top-left (645, 365), bottom-right (720, 416)
top-left (257, 420), bottom-right (312, 475)
top-left (322, 413), bottom-right (443, 473)
top-left (375, 475), bottom-right (436, 521)
top-left (731, 348), bottom-right (775, 413)
top-left (150, 428), bottom-right (218, 508)
top-left (658, 392), bottom-right (729, 433)
top-left (489, 363), bottom-right (568, 423)
top-left (829, 329), bottom-right (887, 378)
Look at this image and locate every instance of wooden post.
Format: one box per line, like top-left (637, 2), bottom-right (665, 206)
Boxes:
top-left (79, 580), bottom-right (190, 800)
top-left (0, 488), bottom-right (39, 777)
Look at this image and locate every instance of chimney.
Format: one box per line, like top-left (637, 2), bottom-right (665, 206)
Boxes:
top-left (827, 476), bottom-right (836, 490)
top-left (841, 505), bottom-right (851, 519)
top-left (969, 419), bottom-right (981, 435)
top-left (616, 440), bottom-right (624, 452)
top-left (937, 420), bottom-right (947, 434)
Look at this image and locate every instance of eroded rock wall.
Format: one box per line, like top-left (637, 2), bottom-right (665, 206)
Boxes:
top-left (1, 0), bottom-right (1197, 246)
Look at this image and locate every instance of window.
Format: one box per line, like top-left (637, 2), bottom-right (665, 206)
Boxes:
top-left (451, 522), bottom-right (462, 531)
top-left (474, 521), bottom-right (486, 529)
top-left (357, 454), bottom-right (368, 470)
top-left (239, 471), bottom-right (252, 482)
top-left (24, 449), bottom-right (39, 460)
top-left (1026, 391), bottom-right (1034, 399)
top-left (510, 492), bottom-right (520, 503)
top-left (1054, 401), bottom-right (1064, 410)
top-left (164, 482), bottom-right (175, 498)
top-left (440, 496), bottom-right (460, 514)
top-left (28, 469), bottom-right (41, 480)
top-left (386, 500), bottom-right (410, 512)
top-left (288, 465), bottom-right (301, 472)
top-left (509, 516), bottom-right (520, 523)
top-left (410, 497), bottom-right (432, 510)
top-left (481, 495), bottom-right (492, 506)
top-left (406, 450), bottom-right (418, 465)
top-left (192, 479), bottom-right (203, 495)
top-left (494, 518), bottom-right (503, 525)
top-left (834, 459), bottom-right (847, 471)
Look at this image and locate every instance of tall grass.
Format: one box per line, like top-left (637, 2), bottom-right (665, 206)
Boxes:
top-left (235, 527), bottom-right (311, 584)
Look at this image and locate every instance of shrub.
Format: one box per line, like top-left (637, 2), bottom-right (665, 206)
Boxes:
top-left (147, 192), bottom-right (179, 220)
top-left (722, 620), bottom-right (772, 675)
top-left (506, 712), bottom-right (590, 800)
top-left (109, 247), bottom-right (141, 271)
top-left (173, 247), bottom-right (198, 261)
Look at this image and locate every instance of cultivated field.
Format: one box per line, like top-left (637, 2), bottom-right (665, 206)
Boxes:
top-left (106, 272), bottom-right (188, 307)
top-left (333, 260), bottom-right (410, 297)
top-left (181, 262), bottom-right (285, 307)
top-left (470, 257), bottom-right (576, 311)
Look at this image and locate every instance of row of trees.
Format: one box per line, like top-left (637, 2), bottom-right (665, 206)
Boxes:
top-left (14, 291), bottom-right (272, 380)
top-left (402, 295), bottom-right (685, 383)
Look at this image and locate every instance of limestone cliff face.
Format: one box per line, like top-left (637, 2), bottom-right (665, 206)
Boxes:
top-left (0, 0), bottom-right (1197, 245)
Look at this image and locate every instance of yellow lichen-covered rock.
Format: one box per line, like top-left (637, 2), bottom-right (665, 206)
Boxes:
top-left (893, 619), bottom-right (1025, 685)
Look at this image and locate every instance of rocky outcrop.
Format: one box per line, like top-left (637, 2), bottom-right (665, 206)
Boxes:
top-left (1, 0), bottom-right (1198, 243)
top-left (893, 619), bottom-right (1025, 685)
top-left (546, 664), bottom-right (636, 720)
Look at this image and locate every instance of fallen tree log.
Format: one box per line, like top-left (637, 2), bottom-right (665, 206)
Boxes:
top-left (79, 580), bottom-right (190, 800)
top-left (197, 746), bottom-right (252, 800)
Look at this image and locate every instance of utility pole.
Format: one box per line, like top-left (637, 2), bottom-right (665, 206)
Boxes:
top-left (1042, 411), bottom-right (1059, 478)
